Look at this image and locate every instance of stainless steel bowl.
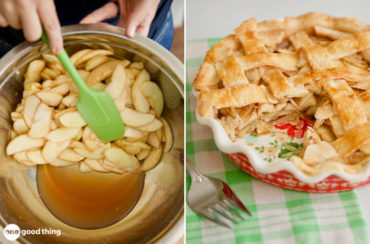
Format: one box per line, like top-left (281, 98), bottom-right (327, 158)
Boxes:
top-left (0, 24), bottom-right (184, 244)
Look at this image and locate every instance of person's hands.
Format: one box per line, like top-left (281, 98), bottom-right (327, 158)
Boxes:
top-left (0, 0), bottom-right (63, 53)
top-left (80, 0), bottom-right (160, 38)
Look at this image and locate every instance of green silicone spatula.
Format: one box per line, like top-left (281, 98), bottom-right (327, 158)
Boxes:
top-left (41, 32), bottom-right (125, 141)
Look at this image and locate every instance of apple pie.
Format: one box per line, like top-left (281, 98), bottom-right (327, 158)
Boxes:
top-left (194, 12), bottom-right (370, 175)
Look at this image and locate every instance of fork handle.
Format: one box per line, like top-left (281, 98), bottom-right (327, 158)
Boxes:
top-left (186, 158), bottom-right (204, 183)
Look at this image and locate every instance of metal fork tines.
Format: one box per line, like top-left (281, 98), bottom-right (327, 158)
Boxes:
top-left (186, 158), bottom-right (251, 228)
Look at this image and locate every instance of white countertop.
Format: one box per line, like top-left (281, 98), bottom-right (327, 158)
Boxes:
top-left (186, 0), bottom-right (370, 228)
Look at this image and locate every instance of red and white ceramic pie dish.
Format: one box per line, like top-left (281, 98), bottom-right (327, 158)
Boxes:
top-left (195, 109), bottom-right (370, 193)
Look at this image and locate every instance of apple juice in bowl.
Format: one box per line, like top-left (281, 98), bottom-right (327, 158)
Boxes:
top-left (0, 25), bottom-right (184, 244)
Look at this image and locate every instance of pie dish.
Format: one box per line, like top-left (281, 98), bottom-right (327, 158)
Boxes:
top-left (193, 12), bottom-right (370, 191)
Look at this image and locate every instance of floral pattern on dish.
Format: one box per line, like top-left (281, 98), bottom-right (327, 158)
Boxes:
top-left (248, 117), bottom-right (314, 163)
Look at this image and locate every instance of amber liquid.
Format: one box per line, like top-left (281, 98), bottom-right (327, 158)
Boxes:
top-left (36, 164), bottom-right (145, 229)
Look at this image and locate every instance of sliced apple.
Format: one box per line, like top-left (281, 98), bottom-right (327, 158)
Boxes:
top-left (74, 127), bottom-right (83, 139)
top-left (70, 49), bottom-right (92, 64)
top-left (148, 132), bottom-right (160, 148)
top-left (74, 147), bottom-right (104, 159)
top-left (24, 82), bottom-right (41, 91)
top-left (161, 118), bottom-right (173, 153)
top-left (85, 139), bottom-right (100, 151)
top-left (42, 80), bottom-right (53, 89)
top-left (137, 149), bottom-right (150, 160)
top-left (156, 128), bottom-right (163, 142)
top-left (13, 151), bottom-right (33, 166)
top-left (42, 140), bottom-right (70, 163)
top-left (40, 68), bottom-right (58, 80)
top-left (24, 95), bottom-right (40, 127)
top-left (105, 64), bottom-right (127, 99)
top-left (86, 55), bottom-right (109, 71)
top-left (86, 60), bottom-right (127, 86)
top-left (132, 69), bottom-right (150, 112)
top-left (78, 70), bottom-right (90, 81)
top-left (104, 147), bottom-right (139, 171)
top-left (129, 62), bottom-right (144, 70)
top-left (70, 140), bottom-right (86, 149)
top-left (50, 120), bottom-right (57, 130)
top-left (137, 118), bottom-right (162, 132)
top-left (27, 150), bottom-right (46, 164)
top-left (50, 83), bottom-right (70, 96)
top-left (29, 103), bottom-right (52, 138)
top-left (11, 112), bottom-right (22, 121)
top-left (123, 127), bottom-right (145, 139)
top-left (82, 126), bottom-right (93, 141)
top-left (13, 151), bottom-right (29, 161)
top-left (59, 111), bottom-right (86, 128)
top-left (51, 62), bottom-right (66, 74)
top-left (141, 145), bottom-right (163, 171)
top-left (59, 148), bottom-right (84, 162)
top-left (94, 143), bottom-right (111, 154)
top-left (127, 68), bottom-right (140, 79)
top-left (140, 81), bottom-right (164, 116)
top-left (102, 159), bottom-right (125, 174)
top-left (6, 135), bottom-right (44, 155)
top-left (13, 118), bottom-right (29, 134)
top-left (23, 89), bottom-right (40, 98)
top-left (24, 59), bottom-right (45, 84)
top-left (114, 89), bottom-right (128, 111)
top-left (36, 91), bottom-right (63, 107)
top-left (80, 162), bottom-right (92, 172)
top-left (51, 159), bottom-right (75, 167)
top-left (83, 159), bottom-right (109, 172)
top-left (91, 82), bottom-right (106, 90)
top-left (122, 145), bottom-right (141, 155)
top-left (62, 95), bottom-right (78, 107)
top-left (46, 127), bottom-right (81, 142)
top-left (55, 74), bottom-right (72, 84)
top-left (42, 53), bottom-right (59, 63)
top-left (115, 138), bottom-right (151, 150)
top-left (120, 108), bottom-right (155, 127)
top-left (74, 49), bottom-right (113, 66)
top-left (126, 88), bottom-right (133, 105)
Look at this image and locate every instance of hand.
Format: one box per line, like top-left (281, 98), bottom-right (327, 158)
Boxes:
top-left (80, 0), bottom-right (160, 38)
top-left (0, 0), bottom-right (63, 53)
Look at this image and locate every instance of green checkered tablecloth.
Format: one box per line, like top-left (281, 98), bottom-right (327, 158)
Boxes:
top-left (186, 39), bottom-right (369, 244)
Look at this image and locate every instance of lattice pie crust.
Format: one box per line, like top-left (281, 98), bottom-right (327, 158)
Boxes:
top-left (194, 13), bottom-right (370, 175)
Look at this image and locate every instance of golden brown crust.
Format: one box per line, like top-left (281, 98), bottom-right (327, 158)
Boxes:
top-left (239, 53), bottom-right (298, 71)
top-left (303, 45), bottom-right (341, 70)
top-left (323, 79), bottom-right (367, 131)
top-left (261, 69), bottom-right (308, 98)
top-left (193, 35), bottom-right (241, 91)
top-left (332, 122), bottom-right (370, 157)
top-left (326, 31), bottom-right (370, 58)
top-left (234, 18), bottom-right (267, 54)
top-left (198, 84), bottom-right (267, 117)
top-left (217, 55), bottom-right (249, 87)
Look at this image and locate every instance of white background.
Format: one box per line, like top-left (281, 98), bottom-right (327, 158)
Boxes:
top-left (186, 0), bottom-right (370, 40)
top-left (186, 0), bottom-right (370, 228)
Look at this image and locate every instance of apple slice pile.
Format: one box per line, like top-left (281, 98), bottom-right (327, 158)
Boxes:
top-left (6, 49), bottom-right (173, 173)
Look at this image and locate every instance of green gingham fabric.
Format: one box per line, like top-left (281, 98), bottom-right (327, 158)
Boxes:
top-left (186, 39), bottom-right (369, 244)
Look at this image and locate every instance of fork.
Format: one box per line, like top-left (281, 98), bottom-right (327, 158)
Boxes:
top-left (186, 158), bottom-right (251, 228)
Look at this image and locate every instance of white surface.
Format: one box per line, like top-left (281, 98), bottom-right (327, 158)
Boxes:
top-left (186, 0), bottom-right (370, 228)
top-left (187, 0), bottom-right (370, 40)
